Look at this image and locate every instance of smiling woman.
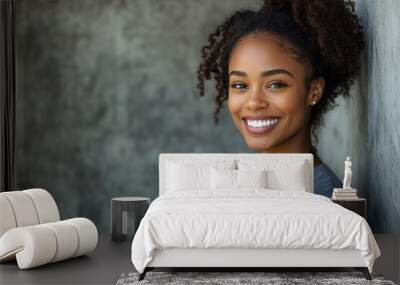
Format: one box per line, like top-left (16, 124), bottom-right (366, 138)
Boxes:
top-left (197, 0), bottom-right (365, 197)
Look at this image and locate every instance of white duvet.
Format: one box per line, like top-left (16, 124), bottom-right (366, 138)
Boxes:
top-left (131, 189), bottom-right (381, 273)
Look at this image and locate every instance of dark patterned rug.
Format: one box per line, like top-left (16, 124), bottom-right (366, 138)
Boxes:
top-left (116, 271), bottom-right (396, 285)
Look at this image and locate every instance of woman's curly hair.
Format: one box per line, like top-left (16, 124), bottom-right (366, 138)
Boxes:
top-left (197, 0), bottom-right (365, 149)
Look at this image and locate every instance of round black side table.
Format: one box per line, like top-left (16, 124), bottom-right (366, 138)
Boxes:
top-left (111, 197), bottom-right (150, 242)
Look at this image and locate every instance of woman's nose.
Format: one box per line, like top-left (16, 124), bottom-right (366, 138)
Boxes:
top-left (246, 86), bottom-right (268, 110)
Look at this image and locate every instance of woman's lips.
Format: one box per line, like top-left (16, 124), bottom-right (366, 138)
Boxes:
top-left (242, 118), bottom-right (280, 135)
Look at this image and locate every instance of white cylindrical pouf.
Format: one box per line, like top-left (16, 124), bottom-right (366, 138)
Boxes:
top-left (0, 219), bottom-right (98, 269)
top-left (0, 225), bottom-right (57, 269)
top-left (65, 218), bottom-right (98, 257)
top-left (0, 196), bottom-right (17, 237)
top-left (42, 221), bottom-right (79, 262)
top-left (23, 189), bottom-right (60, 224)
top-left (0, 192), bottom-right (39, 227)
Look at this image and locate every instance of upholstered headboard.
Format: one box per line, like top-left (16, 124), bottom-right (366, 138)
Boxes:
top-left (159, 153), bottom-right (314, 195)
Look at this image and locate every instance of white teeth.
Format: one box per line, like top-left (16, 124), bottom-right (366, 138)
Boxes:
top-left (247, 118), bottom-right (279, 128)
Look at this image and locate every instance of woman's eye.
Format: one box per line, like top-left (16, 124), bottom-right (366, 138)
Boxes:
top-left (268, 81), bottom-right (287, 89)
top-left (230, 82), bottom-right (248, 90)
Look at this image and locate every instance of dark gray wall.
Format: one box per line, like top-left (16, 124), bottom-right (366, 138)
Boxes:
top-left (316, 0), bottom-right (400, 233)
top-left (15, 0), bottom-right (254, 232)
top-left (16, 0), bottom-right (399, 233)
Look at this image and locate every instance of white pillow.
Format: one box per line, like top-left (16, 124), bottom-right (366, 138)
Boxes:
top-left (166, 159), bottom-right (236, 192)
top-left (236, 169), bottom-right (267, 188)
top-left (211, 168), bottom-right (267, 190)
top-left (237, 158), bottom-right (308, 191)
top-left (211, 168), bottom-right (236, 190)
top-left (167, 162), bottom-right (210, 191)
top-left (265, 165), bottom-right (307, 191)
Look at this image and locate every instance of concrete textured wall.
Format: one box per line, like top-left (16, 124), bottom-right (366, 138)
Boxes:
top-left (15, 0), bottom-right (255, 232)
top-left (15, 0), bottom-right (399, 233)
top-left (317, 0), bottom-right (400, 233)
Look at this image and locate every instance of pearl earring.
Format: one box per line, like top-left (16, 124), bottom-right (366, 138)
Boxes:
top-left (312, 100), bottom-right (316, 105)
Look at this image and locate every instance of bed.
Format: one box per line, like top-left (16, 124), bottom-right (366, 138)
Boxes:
top-left (131, 153), bottom-right (381, 281)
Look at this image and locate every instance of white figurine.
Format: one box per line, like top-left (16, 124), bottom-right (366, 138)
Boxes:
top-left (343, 156), bottom-right (352, 189)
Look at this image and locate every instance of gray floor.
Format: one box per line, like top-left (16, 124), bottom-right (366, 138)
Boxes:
top-left (0, 234), bottom-right (399, 285)
top-left (0, 234), bottom-right (134, 285)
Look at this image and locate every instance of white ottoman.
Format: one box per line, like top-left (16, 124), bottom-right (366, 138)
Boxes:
top-left (0, 189), bottom-right (98, 269)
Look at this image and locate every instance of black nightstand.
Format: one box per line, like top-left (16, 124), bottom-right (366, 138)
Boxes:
top-left (332, 198), bottom-right (366, 219)
top-left (111, 197), bottom-right (150, 242)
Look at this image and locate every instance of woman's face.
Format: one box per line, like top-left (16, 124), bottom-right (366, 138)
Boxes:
top-left (228, 32), bottom-right (324, 153)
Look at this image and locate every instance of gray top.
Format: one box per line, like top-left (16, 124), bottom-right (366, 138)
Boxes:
top-left (314, 163), bottom-right (342, 198)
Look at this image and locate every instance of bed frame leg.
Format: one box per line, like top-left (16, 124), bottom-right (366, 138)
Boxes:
top-left (354, 267), bottom-right (371, 280)
top-left (138, 267), bottom-right (148, 281)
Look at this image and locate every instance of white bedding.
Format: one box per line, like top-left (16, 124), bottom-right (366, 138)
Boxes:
top-left (131, 189), bottom-right (381, 273)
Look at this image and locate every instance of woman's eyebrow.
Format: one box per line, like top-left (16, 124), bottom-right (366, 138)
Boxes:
top-left (229, 69), bottom-right (294, 78)
top-left (261, 69), bottom-right (294, 78)
top-left (229, 70), bottom-right (247, 77)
